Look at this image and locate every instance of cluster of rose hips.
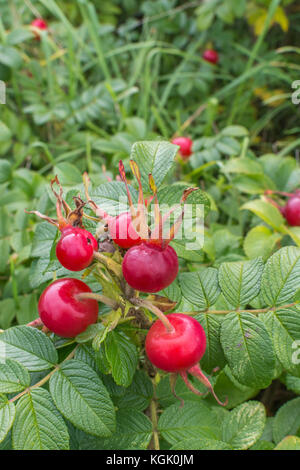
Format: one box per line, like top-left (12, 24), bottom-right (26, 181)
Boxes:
top-left (265, 189), bottom-right (300, 226)
top-left (28, 162), bottom-right (225, 405)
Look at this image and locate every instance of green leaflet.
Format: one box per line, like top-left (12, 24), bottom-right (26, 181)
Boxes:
top-left (131, 141), bottom-right (177, 191)
top-left (171, 437), bottom-right (232, 450)
top-left (261, 246), bottom-right (300, 307)
top-left (220, 312), bottom-right (276, 388)
top-left (195, 313), bottom-right (226, 372)
top-left (221, 401), bottom-right (266, 450)
top-left (0, 326), bottom-right (58, 371)
top-left (275, 436), bottom-right (300, 450)
top-left (105, 330), bottom-right (138, 387)
top-left (49, 360), bottom-right (115, 437)
top-left (158, 401), bottom-right (221, 445)
top-left (90, 181), bottom-right (138, 217)
top-left (204, 367), bottom-right (259, 409)
top-left (0, 359), bottom-right (30, 393)
top-left (69, 409), bottom-right (152, 450)
top-left (272, 397), bottom-right (300, 444)
top-left (0, 395), bottom-right (15, 444)
top-left (243, 225), bottom-right (281, 260)
top-left (12, 389), bottom-right (69, 450)
top-left (241, 199), bottom-right (285, 231)
top-left (179, 267), bottom-right (220, 309)
top-left (218, 257), bottom-right (264, 308)
top-left (261, 307), bottom-right (300, 376)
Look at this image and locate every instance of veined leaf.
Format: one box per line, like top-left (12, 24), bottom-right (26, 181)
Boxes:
top-left (12, 389), bottom-right (69, 450)
top-left (261, 307), bottom-right (300, 375)
top-left (49, 360), bottom-right (115, 437)
top-left (105, 331), bottom-right (138, 387)
top-left (241, 199), bottom-right (284, 230)
top-left (0, 359), bottom-right (30, 393)
top-left (131, 141), bottom-right (177, 191)
top-left (221, 401), bottom-right (266, 450)
top-left (261, 246), bottom-right (300, 306)
top-left (220, 312), bottom-right (276, 388)
top-left (158, 401), bottom-right (220, 445)
top-left (0, 326), bottom-right (58, 371)
top-left (273, 397), bottom-right (300, 444)
top-left (90, 181), bottom-right (138, 217)
top-left (70, 409), bottom-right (152, 450)
top-left (195, 313), bottom-right (226, 372)
top-left (219, 257), bottom-right (264, 308)
top-left (171, 437), bottom-right (232, 450)
top-left (179, 268), bottom-right (220, 309)
top-left (0, 395), bottom-right (15, 444)
top-left (244, 225), bottom-right (281, 260)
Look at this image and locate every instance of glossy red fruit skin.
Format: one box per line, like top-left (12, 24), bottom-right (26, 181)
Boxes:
top-left (202, 49), bottom-right (219, 64)
top-left (172, 137), bottom-right (193, 159)
top-left (107, 212), bottom-right (141, 249)
top-left (38, 278), bottom-right (99, 337)
top-left (145, 314), bottom-right (206, 372)
top-left (284, 197), bottom-right (300, 226)
top-left (122, 243), bottom-right (178, 293)
top-left (56, 226), bottom-right (98, 271)
top-left (31, 18), bottom-right (48, 30)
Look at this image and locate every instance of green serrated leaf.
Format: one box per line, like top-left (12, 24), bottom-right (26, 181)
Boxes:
top-left (0, 359), bottom-right (30, 393)
top-left (75, 323), bottom-right (106, 344)
top-left (105, 331), bottom-right (138, 387)
top-left (261, 246), bottom-right (300, 306)
top-left (70, 409), bottom-right (152, 450)
top-left (171, 437), bottom-right (232, 450)
top-left (241, 199), bottom-right (284, 230)
top-left (285, 374), bottom-right (300, 394)
top-left (131, 141), bottom-right (177, 191)
top-left (244, 225), bottom-right (281, 260)
top-left (275, 436), bottom-right (300, 450)
top-left (273, 397), bottom-right (300, 444)
top-left (90, 181), bottom-right (138, 217)
top-left (0, 326), bottom-right (58, 371)
top-left (74, 344), bottom-right (97, 369)
top-left (158, 401), bottom-right (220, 445)
top-left (179, 268), bottom-right (220, 309)
top-left (12, 389), bottom-right (69, 450)
top-left (0, 395), bottom-right (15, 444)
top-left (220, 312), bottom-right (276, 388)
top-left (31, 222), bottom-right (57, 258)
top-left (204, 367), bottom-right (258, 409)
top-left (114, 371), bottom-right (153, 411)
top-left (261, 308), bottom-right (300, 376)
top-left (218, 257), bottom-right (264, 308)
top-left (49, 360), bottom-right (115, 437)
top-left (221, 401), bottom-right (266, 450)
top-left (195, 314), bottom-right (226, 372)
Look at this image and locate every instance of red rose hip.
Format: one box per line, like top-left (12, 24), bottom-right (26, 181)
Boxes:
top-left (202, 49), bottom-right (219, 64)
top-left (145, 314), bottom-right (206, 372)
top-left (122, 243), bottom-right (179, 293)
top-left (107, 212), bottom-right (141, 249)
top-left (284, 196), bottom-right (300, 226)
top-left (30, 18), bottom-right (48, 40)
top-left (172, 137), bottom-right (193, 159)
top-left (38, 278), bottom-right (99, 337)
top-left (56, 225), bottom-right (98, 271)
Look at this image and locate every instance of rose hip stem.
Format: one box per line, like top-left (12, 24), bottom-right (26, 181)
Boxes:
top-left (132, 298), bottom-right (174, 333)
top-left (76, 292), bottom-right (119, 310)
